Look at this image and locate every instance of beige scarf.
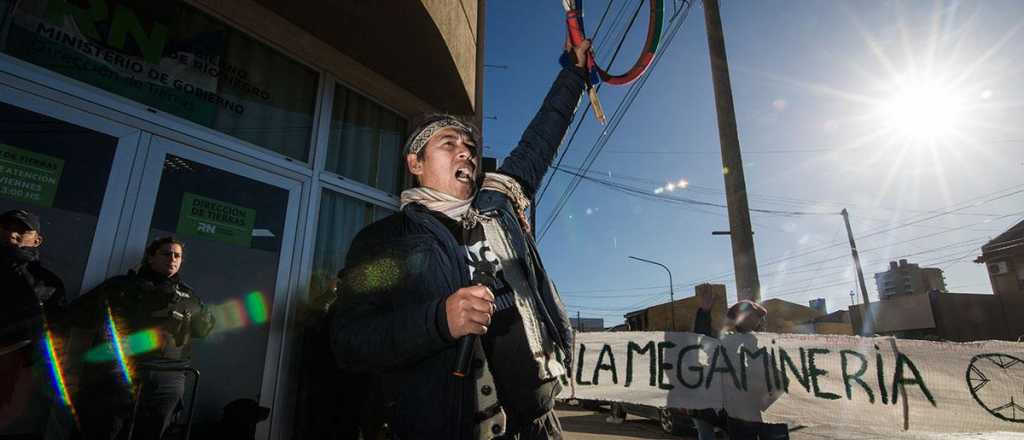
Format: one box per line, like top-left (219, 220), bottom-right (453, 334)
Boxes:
top-left (400, 173), bottom-right (532, 234)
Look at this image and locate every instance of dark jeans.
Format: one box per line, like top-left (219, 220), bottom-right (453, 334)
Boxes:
top-left (79, 370), bottom-right (185, 440)
top-left (496, 410), bottom-right (562, 440)
top-left (727, 418), bottom-right (789, 440)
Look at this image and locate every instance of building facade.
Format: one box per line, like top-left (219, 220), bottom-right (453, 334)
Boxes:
top-left (975, 219), bottom-right (1024, 296)
top-left (0, 0), bottom-right (483, 437)
top-left (625, 283), bottom-right (728, 332)
top-left (808, 297), bottom-right (826, 314)
top-left (873, 258), bottom-right (947, 299)
top-left (622, 284), bottom-right (831, 334)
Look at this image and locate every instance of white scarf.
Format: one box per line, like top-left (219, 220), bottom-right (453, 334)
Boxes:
top-left (400, 173), bottom-right (532, 233)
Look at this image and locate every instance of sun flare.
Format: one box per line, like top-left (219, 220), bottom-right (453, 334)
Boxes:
top-left (877, 75), bottom-right (967, 144)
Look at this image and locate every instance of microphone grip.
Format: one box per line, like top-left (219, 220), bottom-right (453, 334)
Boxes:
top-left (453, 269), bottom-right (494, 378)
top-left (452, 334), bottom-right (476, 377)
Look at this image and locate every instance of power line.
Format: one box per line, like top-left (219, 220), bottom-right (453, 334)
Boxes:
top-left (759, 243), bottom-right (990, 294)
top-left (535, 0), bottom-right (637, 206)
top-left (555, 163), bottom-right (1013, 219)
top-left (599, 138), bottom-right (1024, 156)
top-left (560, 234), bottom-right (992, 303)
top-left (764, 247), bottom-right (982, 302)
top-left (706, 208), bottom-right (1023, 286)
top-left (538, 1), bottom-right (697, 241)
top-left (554, 165), bottom-right (840, 216)
top-left (555, 198), bottom-right (1023, 305)
top-left (540, 20), bottom-right (696, 240)
top-left (700, 185), bottom-right (1024, 280)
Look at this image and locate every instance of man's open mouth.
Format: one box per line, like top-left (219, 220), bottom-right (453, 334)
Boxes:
top-left (454, 166), bottom-right (475, 184)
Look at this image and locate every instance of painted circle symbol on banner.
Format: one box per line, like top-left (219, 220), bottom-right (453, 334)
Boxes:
top-left (966, 353), bottom-right (1024, 423)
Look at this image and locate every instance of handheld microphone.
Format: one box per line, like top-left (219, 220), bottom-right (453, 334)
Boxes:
top-left (453, 270), bottom-right (495, 377)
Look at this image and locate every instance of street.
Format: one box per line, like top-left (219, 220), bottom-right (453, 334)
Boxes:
top-left (556, 403), bottom-right (682, 440)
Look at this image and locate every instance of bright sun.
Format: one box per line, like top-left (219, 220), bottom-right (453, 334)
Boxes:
top-left (878, 75), bottom-right (966, 143)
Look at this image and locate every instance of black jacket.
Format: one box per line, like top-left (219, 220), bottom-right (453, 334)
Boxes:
top-left (69, 266), bottom-right (214, 366)
top-left (330, 65), bottom-right (586, 440)
top-left (0, 246), bottom-right (65, 349)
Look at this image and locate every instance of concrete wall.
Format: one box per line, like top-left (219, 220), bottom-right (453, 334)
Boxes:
top-left (421, 0), bottom-right (481, 114)
top-left (931, 292), bottom-right (1021, 341)
top-left (814, 322), bottom-right (854, 335)
top-left (850, 292), bottom-right (1019, 341)
top-left (850, 292), bottom-right (935, 335)
top-left (998, 293), bottom-right (1024, 340)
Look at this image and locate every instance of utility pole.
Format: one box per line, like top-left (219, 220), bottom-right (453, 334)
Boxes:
top-left (577, 310), bottom-right (581, 332)
top-left (842, 209), bottom-right (874, 335)
top-left (628, 256), bottom-right (676, 330)
top-left (702, 0), bottom-right (760, 302)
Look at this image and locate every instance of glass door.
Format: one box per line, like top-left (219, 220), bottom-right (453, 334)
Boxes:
top-left (0, 85), bottom-right (140, 437)
top-left (121, 136), bottom-right (301, 431)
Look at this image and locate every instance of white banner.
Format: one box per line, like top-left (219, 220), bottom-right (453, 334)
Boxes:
top-left (562, 332), bottom-right (1024, 435)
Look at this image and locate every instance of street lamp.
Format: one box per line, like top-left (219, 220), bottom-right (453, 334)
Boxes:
top-left (628, 256), bottom-right (676, 330)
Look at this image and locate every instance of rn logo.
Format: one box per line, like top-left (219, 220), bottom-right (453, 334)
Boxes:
top-left (45, 0), bottom-right (169, 64)
top-left (966, 353), bottom-right (1024, 423)
top-left (197, 222), bottom-right (216, 234)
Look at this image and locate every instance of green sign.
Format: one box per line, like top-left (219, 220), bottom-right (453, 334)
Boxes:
top-left (0, 144), bottom-right (65, 207)
top-left (176, 192), bottom-right (256, 247)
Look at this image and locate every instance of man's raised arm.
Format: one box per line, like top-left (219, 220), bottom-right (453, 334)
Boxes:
top-left (498, 41), bottom-right (590, 199)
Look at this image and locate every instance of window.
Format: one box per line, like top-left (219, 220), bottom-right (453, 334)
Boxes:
top-left (0, 0), bottom-right (319, 161)
top-left (308, 190), bottom-right (392, 308)
top-left (0, 101), bottom-right (117, 297)
top-left (325, 84), bottom-right (407, 194)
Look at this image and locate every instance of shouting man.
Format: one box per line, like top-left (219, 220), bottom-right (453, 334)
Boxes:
top-left (330, 40), bottom-right (590, 439)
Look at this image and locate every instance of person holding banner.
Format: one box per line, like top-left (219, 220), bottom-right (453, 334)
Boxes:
top-left (330, 40), bottom-right (590, 440)
top-left (691, 289), bottom-right (725, 440)
top-left (720, 300), bottom-right (791, 440)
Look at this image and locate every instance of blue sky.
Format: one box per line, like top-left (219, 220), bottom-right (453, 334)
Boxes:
top-left (482, 0), bottom-right (1024, 325)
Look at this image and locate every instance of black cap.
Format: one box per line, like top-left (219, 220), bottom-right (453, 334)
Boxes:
top-left (0, 210), bottom-right (41, 232)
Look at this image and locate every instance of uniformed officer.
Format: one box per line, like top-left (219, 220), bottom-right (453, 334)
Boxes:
top-left (0, 209), bottom-right (65, 435)
top-left (72, 237), bottom-right (214, 440)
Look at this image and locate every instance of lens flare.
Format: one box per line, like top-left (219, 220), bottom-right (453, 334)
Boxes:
top-left (213, 298), bottom-right (249, 331)
top-left (106, 305), bottom-right (132, 385)
top-left (126, 329), bottom-right (161, 355)
top-left (42, 327), bottom-right (75, 418)
top-left (208, 291), bottom-right (271, 334)
top-left (245, 291), bottom-right (269, 324)
top-left (84, 328), bottom-right (162, 363)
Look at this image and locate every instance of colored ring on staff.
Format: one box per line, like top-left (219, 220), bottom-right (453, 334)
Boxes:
top-left (566, 0), bottom-right (664, 86)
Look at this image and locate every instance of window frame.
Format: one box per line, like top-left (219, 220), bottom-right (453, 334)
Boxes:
top-left (315, 77), bottom-right (410, 203)
top-left (0, 1), bottom-right (324, 174)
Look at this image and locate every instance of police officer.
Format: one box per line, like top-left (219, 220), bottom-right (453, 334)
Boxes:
top-left (0, 209), bottom-right (64, 433)
top-left (73, 237), bottom-right (214, 440)
top-left (0, 209), bottom-right (64, 351)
